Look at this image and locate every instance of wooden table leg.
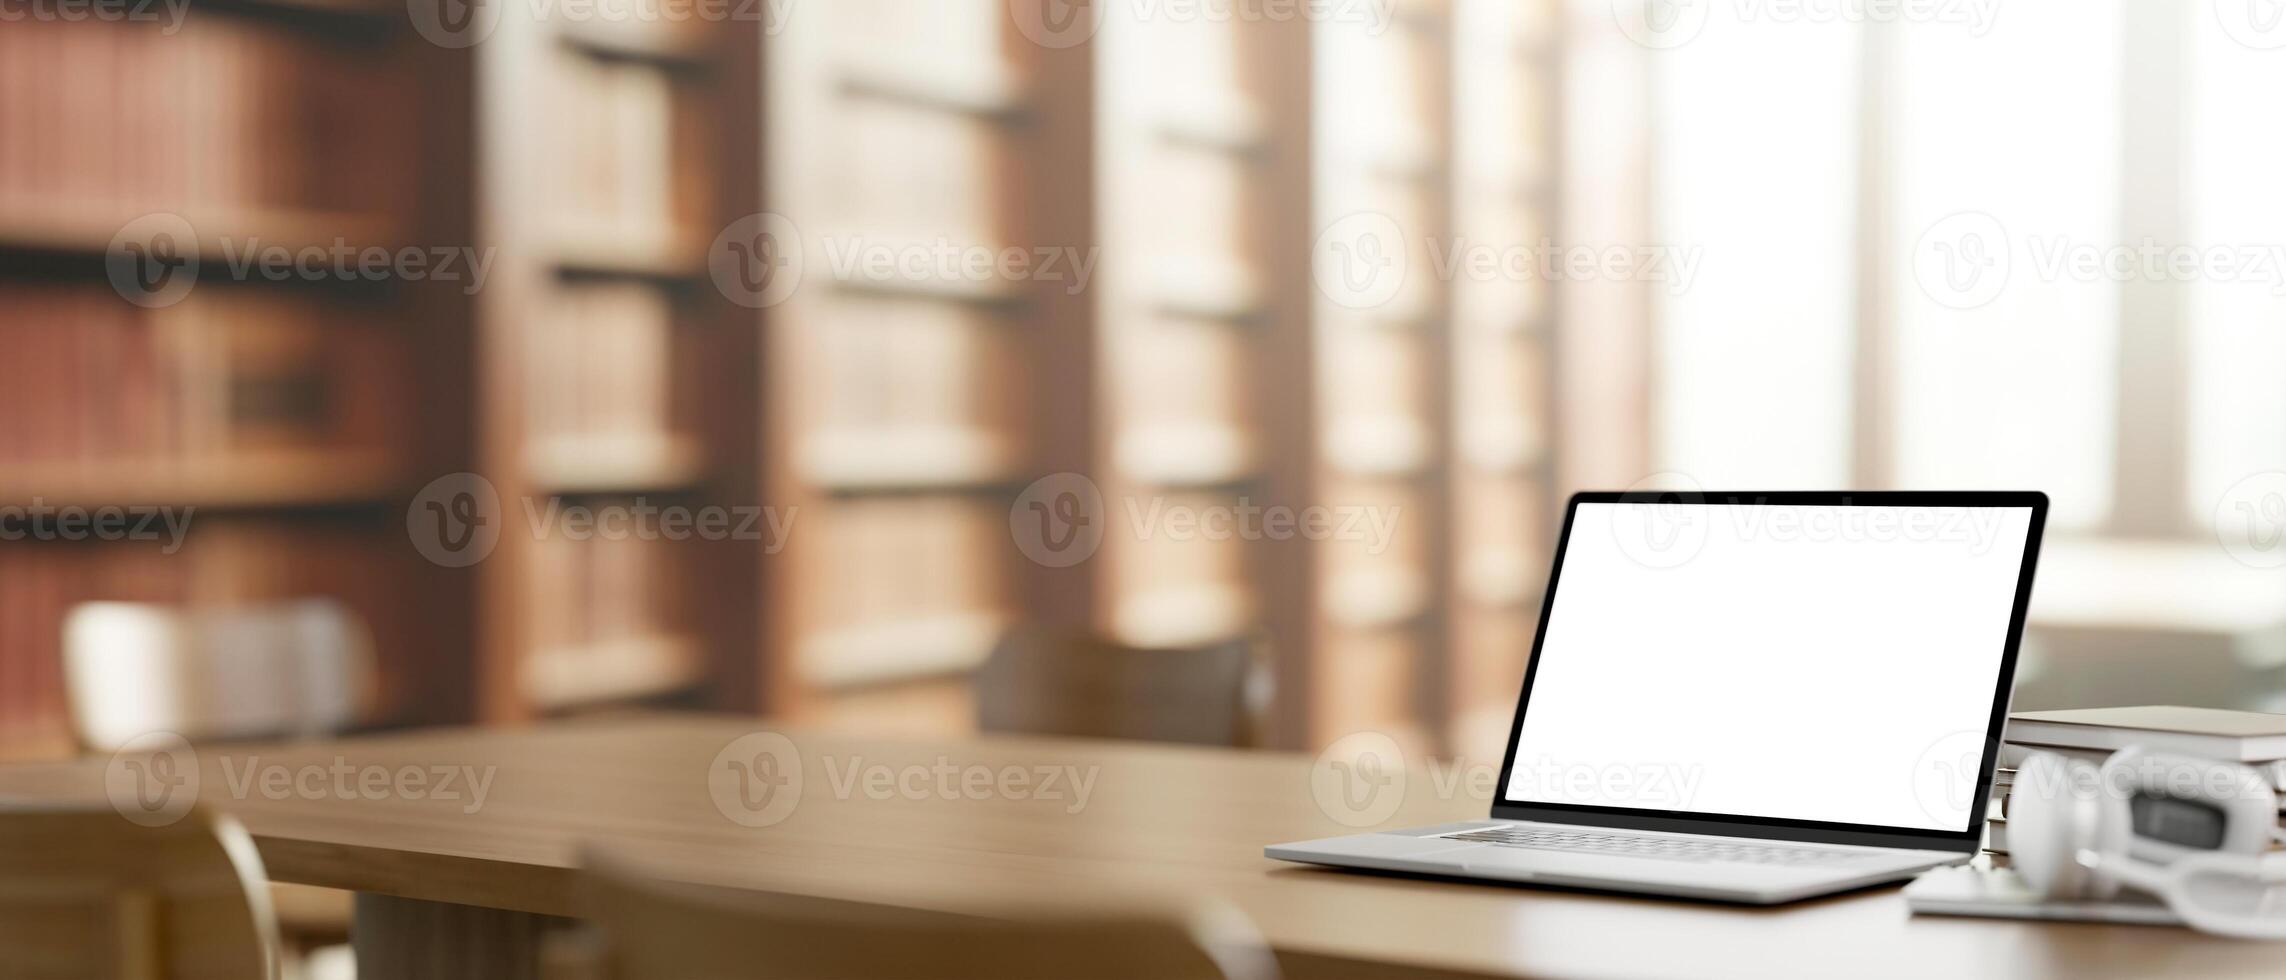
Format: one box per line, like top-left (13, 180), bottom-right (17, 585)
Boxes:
top-left (353, 893), bottom-right (563, 980)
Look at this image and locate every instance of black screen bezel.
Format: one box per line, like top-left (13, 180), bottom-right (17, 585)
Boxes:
top-left (1487, 490), bottom-right (2048, 854)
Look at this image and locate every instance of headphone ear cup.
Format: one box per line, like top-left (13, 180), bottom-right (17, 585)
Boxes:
top-left (2010, 753), bottom-right (2126, 900)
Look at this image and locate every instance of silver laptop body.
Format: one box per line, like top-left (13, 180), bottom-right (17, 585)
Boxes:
top-left (1269, 491), bottom-right (2048, 905)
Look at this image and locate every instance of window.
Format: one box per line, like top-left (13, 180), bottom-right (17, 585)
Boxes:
top-left (1651, 10), bottom-right (1861, 489)
top-left (1887, 4), bottom-right (2123, 531)
top-left (1650, 4), bottom-right (2177, 537)
top-left (2186, 13), bottom-right (2286, 528)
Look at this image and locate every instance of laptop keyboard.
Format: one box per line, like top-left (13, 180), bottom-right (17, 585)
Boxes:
top-left (1443, 827), bottom-right (1865, 865)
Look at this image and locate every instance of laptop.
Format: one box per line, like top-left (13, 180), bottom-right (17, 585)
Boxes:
top-left (1268, 491), bottom-right (2047, 904)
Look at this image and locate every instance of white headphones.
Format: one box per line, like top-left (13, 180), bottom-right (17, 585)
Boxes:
top-left (2010, 747), bottom-right (2286, 938)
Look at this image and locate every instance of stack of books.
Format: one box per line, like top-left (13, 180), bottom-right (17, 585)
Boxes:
top-left (1985, 705), bottom-right (2286, 860)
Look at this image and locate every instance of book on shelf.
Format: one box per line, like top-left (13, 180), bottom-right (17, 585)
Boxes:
top-left (0, 14), bottom-right (416, 230)
top-left (523, 528), bottom-right (699, 710)
top-left (545, 47), bottom-right (712, 263)
top-left (529, 281), bottom-right (688, 457)
top-left (0, 285), bottom-right (412, 489)
top-left (796, 497), bottom-right (1009, 689)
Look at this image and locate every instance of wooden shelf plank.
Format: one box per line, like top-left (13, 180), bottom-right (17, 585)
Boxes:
top-left (198, 0), bottom-right (398, 21)
top-left (1115, 425), bottom-right (1257, 488)
top-left (555, 21), bottom-right (716, 66)
top-left (526, 434), bottom-right (707, 495)
top-left (1154, 99), bottom-right (1269, 156)
top-left (833, 267), bottom-right (1029, 309)
top-left (1149, 262), bottom-right (1267, 323)
top-left (1470, 309), bottom-right (1551, 338)
top-left (1459, 550), bottom-right (1538, 609)
top-left (0, 202), bottom-right (406, 259)
top-left (0, 450), bottom-right (407, 510)
top-left (522, 634), bottom-right (705, 711)
top-left (1358, 292), bottom-right (1434, 330)
top-left (797, 611), bottom-right (1007, 690)
top-left (798, 428), bottom-right (1024, 493)
top-left (1323, 417), bottom-right (1432, 478)
top-left (1457, 423), bottom-right (1546, 475)
top-left (1325, 566), bottom-right (1432, 630)
top-left (1113, 584), bottom-right (1254, 649)
top-left (836, 55), bottom-right (1029, 120)
top-left (547, 232), bottom-right (708, 281)
top-left (1366, 135), bottom-right (1440, 185)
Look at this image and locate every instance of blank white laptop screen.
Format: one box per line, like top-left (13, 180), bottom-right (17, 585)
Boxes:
top-left (1504, 501), bottom-right (2036, 832)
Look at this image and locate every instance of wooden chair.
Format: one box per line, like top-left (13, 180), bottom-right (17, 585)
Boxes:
top-left (60, 599), bottom-right (374, 969)
top-left (61, 599), bottom-right (374, 753)
top-left (560, 851), bottom-right (1279, 980)
top-left (974, 626), bottom-right (1268, 747)
top-left (0, 804), bottom-right (279, 980)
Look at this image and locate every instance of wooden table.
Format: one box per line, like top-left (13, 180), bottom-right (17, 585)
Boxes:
top-left (1, 715), bottom-right (2277, 979)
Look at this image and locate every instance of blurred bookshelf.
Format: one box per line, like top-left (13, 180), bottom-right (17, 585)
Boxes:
top-left (1446, 0), bottom-right (1564, 762)
top-left (1093, 5), bottom-right (1298, 699)
top-left (0, 0), bottom-right (1569, 757)
top-left (0, 8), bottom-right (471, 753)
top-left (751, 0), bottom-right (1049, 734)
top-left (468, 2), bottom-right (753, 723)
top-left (1308, 1), bottom-right (1456, 754)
